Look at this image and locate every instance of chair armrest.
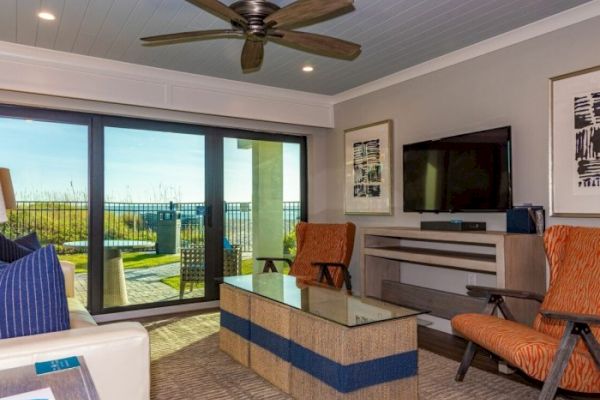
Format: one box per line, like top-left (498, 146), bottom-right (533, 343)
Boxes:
top-left (60, 260), bottom-right (76, 298)
top-left (311, 262), bottom-right (347, 268)
top-left (256, 257), bottom-right (292, 266)
top-left (540, 310), bottom-right (600, 325)
top-left (466, 285), bottom-right (545, 303)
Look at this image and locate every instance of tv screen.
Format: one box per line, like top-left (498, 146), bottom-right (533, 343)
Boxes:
top-left (403, 127), bottom-right (512, 212)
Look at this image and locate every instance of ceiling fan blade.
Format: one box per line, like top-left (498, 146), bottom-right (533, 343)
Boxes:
top-left (270, 30), bottom-right (361, 60)
top-left (141, 29), bottom-right (244, 46)
top-left (186, 0), bottom-right (247, 26)
top-left (264, 0), bottom-right (354, 30)
top-left (241, 40), bottom-right (264, 73)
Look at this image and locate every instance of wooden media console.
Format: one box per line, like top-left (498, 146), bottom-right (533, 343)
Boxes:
top-left (360, 227), bottom-right (547, 325)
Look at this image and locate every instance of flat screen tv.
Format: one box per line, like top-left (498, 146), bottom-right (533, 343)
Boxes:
top-left (403, 126), bottom-right (512, 213)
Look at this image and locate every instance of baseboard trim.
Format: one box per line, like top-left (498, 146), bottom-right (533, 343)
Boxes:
top-left (94, 300), bottom-right (220, 323)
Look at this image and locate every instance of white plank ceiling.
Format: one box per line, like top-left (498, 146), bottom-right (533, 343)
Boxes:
top-left (0, 0), bottom-right (592, 95)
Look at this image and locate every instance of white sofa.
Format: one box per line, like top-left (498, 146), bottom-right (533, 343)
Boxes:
top-left (0, 261), bottom-right (150, 400)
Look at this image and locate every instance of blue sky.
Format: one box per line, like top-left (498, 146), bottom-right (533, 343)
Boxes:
top-left (0, 117), bottom-right (300, 203)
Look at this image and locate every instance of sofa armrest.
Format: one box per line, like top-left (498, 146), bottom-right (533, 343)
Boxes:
top-left (60, 260), bottom-right (75, 298)
top-left (0, 322), bottom-right (150, 400)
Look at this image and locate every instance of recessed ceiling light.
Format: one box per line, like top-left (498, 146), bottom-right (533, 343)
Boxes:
top-left (38, 12), bottom-right (56, 21)
top-left (302, 65), bottom-right (314, 73)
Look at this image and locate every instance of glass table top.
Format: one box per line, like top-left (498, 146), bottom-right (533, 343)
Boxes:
top-left (222, 273), bottom-right (427, 328)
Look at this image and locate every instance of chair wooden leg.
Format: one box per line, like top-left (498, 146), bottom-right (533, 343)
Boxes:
top-left (497, 299), bottom-right (516, 322)
top-left (262, 260), bottom-right (278, 273)
top-left (581, 324), bottom-right (600, 367)
top-left (179, 280), bottom-right (185, 300)
top-left (456, 341), bottom-right (478, 382)
top-left (343, 267), bottom-right (353, 295)
top-left (539, 321), bottom-right (578, 400)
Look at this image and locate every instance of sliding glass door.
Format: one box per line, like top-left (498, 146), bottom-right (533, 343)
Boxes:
top-left (102, 120), bottom-right (207, 309)
top-left (0, 105), bottom-right (306, 314)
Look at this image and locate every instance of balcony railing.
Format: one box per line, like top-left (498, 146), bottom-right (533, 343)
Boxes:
top-left (0, 201), bottom-right (301, 253)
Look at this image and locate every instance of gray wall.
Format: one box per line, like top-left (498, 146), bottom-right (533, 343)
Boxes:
top-left (326, 16), bottom-right (600, 331)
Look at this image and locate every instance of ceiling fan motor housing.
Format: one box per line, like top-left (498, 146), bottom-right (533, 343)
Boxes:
top-left (230, 0), bottom-right (280, 39)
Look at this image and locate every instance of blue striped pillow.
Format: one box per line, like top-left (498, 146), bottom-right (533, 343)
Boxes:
top-left (0, 233), bottom-right (32, 263)
top-left (0, 245), bottom-right (70, 339)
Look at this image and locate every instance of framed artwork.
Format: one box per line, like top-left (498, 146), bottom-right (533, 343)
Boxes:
top-left (344, 120), bottom-right (393, 215)
top-left (550, 66), bottom-right (600, 216)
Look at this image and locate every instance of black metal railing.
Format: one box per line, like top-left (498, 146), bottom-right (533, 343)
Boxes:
top-left (0, 201), bottom-right (301, 253)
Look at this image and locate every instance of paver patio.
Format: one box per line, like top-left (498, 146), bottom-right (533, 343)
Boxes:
top-left (75, 262), bottom-right (204, 306)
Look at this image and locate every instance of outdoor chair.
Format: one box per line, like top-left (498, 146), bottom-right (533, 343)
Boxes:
top-left (258, 222), bottom-right (356, 294)
top-left (179, 244), bottom-right (241, 299)
top-left (452, 225), bottom-right (600, 400)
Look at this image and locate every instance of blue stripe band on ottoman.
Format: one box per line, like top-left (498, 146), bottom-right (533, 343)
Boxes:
top-left (290, 342), bottom-right (418, 393)
top-left (250, 323), bottom-right (290, 362)
top-left (220, 310), bottom-right (250, 340)
top-left (220, 309), bottom-right (418, 393)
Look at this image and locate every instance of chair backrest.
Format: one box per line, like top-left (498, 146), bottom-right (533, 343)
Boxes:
top-left (180, 245), bottom-right (242, 278)
top-left (290, 222), bottom-right (356, 288)
top-left (533, 225), bottom-right (600, 342)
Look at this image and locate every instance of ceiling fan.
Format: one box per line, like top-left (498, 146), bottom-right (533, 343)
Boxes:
top-left (140, 0), bottom-right (361, 73)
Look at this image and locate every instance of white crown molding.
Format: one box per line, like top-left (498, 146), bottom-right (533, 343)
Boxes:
top-left (0, 40), bottom-right (335, 128)
top-left (332, 0), bottom-right (600, 104)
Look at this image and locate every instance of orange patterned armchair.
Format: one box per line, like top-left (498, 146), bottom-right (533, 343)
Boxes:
top-left (258, 222), bottom-right (356, 293)
top-left (452, 225), bottom-right (600, 399)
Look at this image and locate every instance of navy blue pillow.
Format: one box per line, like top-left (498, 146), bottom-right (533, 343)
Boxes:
top-left (0, 233), bottom-right (32, 263)
top-left (14, 232), bottom-right (42, 251)
top-left (0, 245), bottom-right (70, 339)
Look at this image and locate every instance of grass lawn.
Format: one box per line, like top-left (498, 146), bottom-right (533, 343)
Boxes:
top-left (162, 275), bottom-right (204, 291)
top-left (61, 252), bottom-right (180, 274)
top-left (160, 259), bottom-right (290, 290)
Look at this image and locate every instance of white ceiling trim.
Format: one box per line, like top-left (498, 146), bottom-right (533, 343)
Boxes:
top-left (332, 0), bottom-right (600, 104)
top-left (0, 40), bottom-right (335, 128)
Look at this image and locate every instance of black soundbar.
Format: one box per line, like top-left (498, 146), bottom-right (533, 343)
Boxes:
top-left (420, 221), bottom-right (487, 232)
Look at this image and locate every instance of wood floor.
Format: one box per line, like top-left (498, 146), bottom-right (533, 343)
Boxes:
top-left (418, 326), bottom-right (600, 400)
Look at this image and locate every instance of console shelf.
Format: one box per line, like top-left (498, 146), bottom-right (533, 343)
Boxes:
top-left (360, 227), bottom-right (547, 325)
top-left (363, 246), bottom-right (497, 273)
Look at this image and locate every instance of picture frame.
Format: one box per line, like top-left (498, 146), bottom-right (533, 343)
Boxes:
top-left (550, 65), bottom-right (600, 217)
top-left (344, 120), bottom-right (393, 215)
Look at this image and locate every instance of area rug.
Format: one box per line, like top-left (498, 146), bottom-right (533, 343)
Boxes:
top-left (145, 312), bottom-right (563, 400)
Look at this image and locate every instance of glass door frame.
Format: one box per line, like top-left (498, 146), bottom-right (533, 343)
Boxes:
top-left (90, 116), bottom-right (225, 313)
top-left (92, 119), bottom-right (308, 313)
top-left (0, 104), bottom-right (308, 315)
top-left (0, 104), bottom-right (94, 306)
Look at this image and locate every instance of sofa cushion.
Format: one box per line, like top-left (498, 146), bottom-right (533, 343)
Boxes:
top-left (0, 233), bottom-right (31, 263)
top-left (68, 298), bottom-right (97, 329)
top-left (0, 245), bottom-right (70, 339)
top-left (14, 232), bottom-right (42, 251)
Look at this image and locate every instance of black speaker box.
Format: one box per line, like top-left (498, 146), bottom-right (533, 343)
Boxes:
top-left (507, 206), bottom-right (544, 234)
top-left (420, 221), bottom-right (487, 232)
